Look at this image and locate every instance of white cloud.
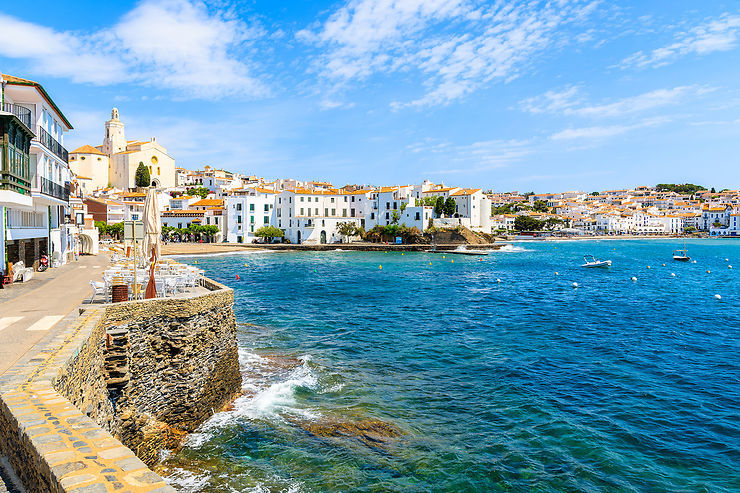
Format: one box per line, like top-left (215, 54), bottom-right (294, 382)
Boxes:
top-left (0, 0), bottom-right (267, 99)
top-left (410, 138), bottom-right (533, 174)
top-left (620, 13), bottom-right (740, 69)
top-left (303, 0), bottom-right (600, 108)
top-left (550, 117), bottom-right (670, 140)
top-left (522, 85), bottom-right (711, 118)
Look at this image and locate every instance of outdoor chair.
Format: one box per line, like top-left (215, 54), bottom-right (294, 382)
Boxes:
top-left (89, 281), bottom-right (107, 303)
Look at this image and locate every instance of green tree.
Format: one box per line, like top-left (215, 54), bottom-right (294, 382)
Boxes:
top-left (400, 202), bottom-right (407, 213)
top-left (655, 183), bottom-right (706, 194)
top-left (107, 222), bottom-right (124, 240)
top-left (337, 222), bottom-right (362, 241)
top-left (514, 215), bottom-right (544, 231)
top-left (186, 187), bottom-right (210, 199)
top-left (434, 196), bottom-right (445, 216)
top-left (255, 225), bottom-right (285, 243)
top-left (135, 163), bottom-right (150, 188)
top-left (590, 191), bottom-right (600, 196)
top-left (532, 200), bottom-right (549, 212)
top-left (711, 187), bottom-right (716, 193)
top-left (444, 197), bottom-right (456, 216)
top-left (390, 210), bottom-right (400, 224)
top-left (94, 221), bottom-right (108, 237)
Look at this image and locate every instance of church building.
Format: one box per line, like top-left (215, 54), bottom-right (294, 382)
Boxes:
top-left (69, 108), bottom-right (176, 190)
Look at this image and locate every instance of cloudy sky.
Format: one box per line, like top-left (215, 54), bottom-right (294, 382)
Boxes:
top-left (1, 0), bottom-right (739, 192)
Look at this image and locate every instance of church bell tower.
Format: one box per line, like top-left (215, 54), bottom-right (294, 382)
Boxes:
top-left (102, 107), bottom-right (125, 158)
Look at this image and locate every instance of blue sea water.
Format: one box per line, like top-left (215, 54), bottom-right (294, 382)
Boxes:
top-left (159, 240), bottom-right (739, 492)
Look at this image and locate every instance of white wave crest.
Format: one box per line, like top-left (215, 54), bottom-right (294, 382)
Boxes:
top-left (497, 244), bottom-right (531, 252)
top-left (164, 467), bottom-right (211, 492)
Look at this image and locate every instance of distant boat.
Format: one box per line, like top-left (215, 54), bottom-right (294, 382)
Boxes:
top-left (673, 239), bottom-right (690, 261)
top-left (581, 255), bottom-right (612, 268)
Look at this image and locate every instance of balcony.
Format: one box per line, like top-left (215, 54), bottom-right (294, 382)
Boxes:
top-left (40, 176), bottom-right (70, 202)
top-left (35, 126), bottom-right (69, 163)
top-left (0, 103), bottom-right (33, 133)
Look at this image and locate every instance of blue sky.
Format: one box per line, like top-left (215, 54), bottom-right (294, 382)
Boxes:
top-left (1, 0), bottom-right (739, 192)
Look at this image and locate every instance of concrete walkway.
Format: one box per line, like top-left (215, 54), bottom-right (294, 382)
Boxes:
top-left (0, 254), bottom-right (109, 376)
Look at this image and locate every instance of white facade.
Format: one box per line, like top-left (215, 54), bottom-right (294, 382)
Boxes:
top-left (225, 188), bottom-right (278, 243)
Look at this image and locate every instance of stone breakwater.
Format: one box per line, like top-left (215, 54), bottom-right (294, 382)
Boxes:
top-left (0, 277), bottom-right (241, 492)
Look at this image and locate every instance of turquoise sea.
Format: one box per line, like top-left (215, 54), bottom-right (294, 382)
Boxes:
top-left (159, 240), bottom-right (739, 492)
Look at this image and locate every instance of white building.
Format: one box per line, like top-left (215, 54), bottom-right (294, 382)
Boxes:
top-left (224, 187), bottom-right (278, 243)
top-left (1, 73), bottom-right (78, 269)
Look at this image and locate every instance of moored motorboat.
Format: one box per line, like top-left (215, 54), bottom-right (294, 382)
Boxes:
top-left (581, 255), bottom-right (612, 268)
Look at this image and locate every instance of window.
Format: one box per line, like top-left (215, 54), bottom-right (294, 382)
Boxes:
top-left (277, 209), bottom-right (281, 217)
top-left (237, 215), bottom-right (242, 223)
top-left (331, 198), bottom-right (335, 203)
top-left (178, 223), bottom-right (182, 229)
top-left (325, 208), bottom-right (329, 216)
top-left (351, 208), bottom-right (355, 217)
top-left (151, 156), bottom-right (158, 164)
top-left (342, 209), bottom-right (347, 217)
top-left (315, 208), bottom-right (319, 215)
top-left (250, 216), bottom-right (255, 224)
top-left (415, 212), bottom-right (420, 220)
top-left (300, 208), bottom-right (304, 215)
top-left (331, 208), bottom-right (336, 216)
top-left (278, 197), bottom-right (282, 204)
top-left (157, 167), bottom-right (160, 175)
top-left (237, 236), bottom-right (243, 243)
top-left (278, 220), bottom-right (282, 227)
top-left (385, 213), bottom-right (389, 220)
top-left (264, 216), bottom-right (269, 224)
top-left (250, 204), bottom-right (255, 211)
top-left (308, 208), bottom-right (312, 217)
top-left (80, 156), bottom-right (85, 160)
top-left (236, 203), bottom-right (242, 211)
top-left (393, 202), bottom-right (397, 209)
top-left (250, 225), bottom-right (254, 233)
top-left (300, 197), bottom-right (304, 202)
top-left (264, 204), bottom-right (269, 211)
top-left (344, 197), bottom-right (348, 202)
top-left (386, 202), bottom-right (390, 210)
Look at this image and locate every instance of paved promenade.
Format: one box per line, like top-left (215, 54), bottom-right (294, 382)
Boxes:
top-left (0, 254), bottom-right (109, 376)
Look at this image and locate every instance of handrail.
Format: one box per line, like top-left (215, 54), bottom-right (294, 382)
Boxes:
top-left (40, 176), bottom-right (70, 202)
top-left (0, 103), bottom-right (33, 132)
top-left (36, 126), bottom-right (69, 163)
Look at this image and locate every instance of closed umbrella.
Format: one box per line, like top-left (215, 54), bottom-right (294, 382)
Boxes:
top-left (142, 188), bottom-right (162, 299)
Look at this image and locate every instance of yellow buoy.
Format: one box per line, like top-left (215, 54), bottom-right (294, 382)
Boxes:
top-left (244, 263), bottom-right (248, 267)
top-left (379, 265), bottom-right (382, 269)
top-left (429, 262), bottom-right (432, 265)
top-left (451, 259), bottom-right (454, 263)
top-left (443, 255), bottom-right (446, 259)
top-left (194, 260), bottom-right (198, 264)
top-left (401, 253), bottom-right (404, 256)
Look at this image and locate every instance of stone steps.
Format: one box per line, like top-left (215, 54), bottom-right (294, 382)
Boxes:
top-left (0, 457), bottom-right (23, 493)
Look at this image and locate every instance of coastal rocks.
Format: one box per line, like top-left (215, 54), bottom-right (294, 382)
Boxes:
top-left (291, 416), bottom-right (402, 449)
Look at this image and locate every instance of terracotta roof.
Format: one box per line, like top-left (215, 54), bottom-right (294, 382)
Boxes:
top-left (71, 144), bottom-right (106, 156)
top-left (162, 210), bottom-right (205, 216)
top-left (190, 199), bottom-right (223, 207)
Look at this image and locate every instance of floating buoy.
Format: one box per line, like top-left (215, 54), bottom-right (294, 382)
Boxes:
top-left (572, 282), bottom-right (578, 288)
top-left (194, 260), bottom-right (198, 264)
top-left (706, 270), bottom-right (711, 274)
top-left (555, 272), bottom-right (559, 276)
top-left (671, 273), bottom-right (676, 277)
top-left (729, 265), bottom-right (733, 269)
top-left (379, 265), bottom-right (382, 269)
top-left (244, 263), bottom-right (248, 267)
top-left (692, 260), bottom-right (697, 264)
top-left (497, 278), bottom-right (502, 283)
top-left (647, 265), bottom-right (651, 269)
top-left (401, 252), bottom-right (404, 256)
top-left (725, 258), bottom-right (729, 262)
top-left (714, 294), bottom-right (722, 300)
top-left (661, 263), bottom-right (665, 267)
top-left (429, 262), bottom-right (432, 266)
top-left (451, 259), bottom-right (454, 263)
top-left (442, 255), bottom-right (446, 259)
top-left (236, 274), bottom-right (240, 280)
top-left (631, 276), bottom-right (637, 282)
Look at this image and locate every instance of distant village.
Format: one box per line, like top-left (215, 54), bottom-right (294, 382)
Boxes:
top-left (2, 73), bottom-right (739, 275)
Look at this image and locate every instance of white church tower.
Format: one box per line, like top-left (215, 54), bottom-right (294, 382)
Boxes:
top-left (101, 107), bottom-right (125, 158)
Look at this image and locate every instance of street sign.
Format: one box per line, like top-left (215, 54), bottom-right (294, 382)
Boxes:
top-left (123, 220), bottom-right (144, 242)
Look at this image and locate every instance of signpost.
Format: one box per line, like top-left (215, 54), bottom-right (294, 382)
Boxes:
top-left (123, 220), bottom-right (144, 299)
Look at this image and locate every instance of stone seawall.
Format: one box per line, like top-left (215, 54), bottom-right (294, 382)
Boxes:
top-left (0, 277), bottom-right (241, 491)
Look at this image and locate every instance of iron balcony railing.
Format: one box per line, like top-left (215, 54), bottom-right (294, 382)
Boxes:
top-left (40, 176), bottom-right (70, 202)
top-left (0, 103), bottom-right (33, 132)
top-left (36, 126), bottom-right (68, 163)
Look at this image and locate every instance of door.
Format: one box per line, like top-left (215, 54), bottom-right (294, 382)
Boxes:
top-left (320, 231), bottom-right (327, 244)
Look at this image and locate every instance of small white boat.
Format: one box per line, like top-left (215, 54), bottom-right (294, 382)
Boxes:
top-left (673, 239), bottom-right (690, 261)
top-left (581, 255), bottom-right (612, 268)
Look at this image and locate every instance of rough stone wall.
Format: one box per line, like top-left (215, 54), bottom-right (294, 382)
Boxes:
top-left (52, 313), bottom-right (118, 434)
top-left (99, 286), bottom-right (241, 465)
